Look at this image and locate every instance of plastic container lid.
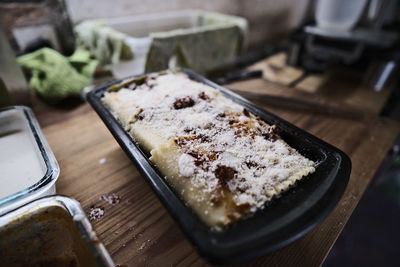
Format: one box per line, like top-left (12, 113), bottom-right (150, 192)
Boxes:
top-left (0, 106), bottom-right (60, 215)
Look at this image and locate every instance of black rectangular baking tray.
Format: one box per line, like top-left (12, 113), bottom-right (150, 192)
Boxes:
top-left (87, 69), bottom-right (351, 264)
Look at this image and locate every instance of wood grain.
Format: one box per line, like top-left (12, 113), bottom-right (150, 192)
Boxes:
top-left (38, 78), bottom-right (400, 267)
top-left (247, 53), bottom-right (394, 114)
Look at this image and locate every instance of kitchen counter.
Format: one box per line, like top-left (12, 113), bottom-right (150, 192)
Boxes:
top-left (32, 76), bottom-right (400, 266)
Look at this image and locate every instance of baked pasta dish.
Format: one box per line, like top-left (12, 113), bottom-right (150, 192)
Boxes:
top-left (102, 71), bottom-right (316, 229)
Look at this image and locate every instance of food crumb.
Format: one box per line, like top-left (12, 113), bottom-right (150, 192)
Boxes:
top-left (100, 193), bottom-right (121, 204)
top-left (89, 206), bottom-right (105, 221)
top-left (99, 158), bottom-right (107, 164)
top-left (138, 240), bottom-right (151, 251)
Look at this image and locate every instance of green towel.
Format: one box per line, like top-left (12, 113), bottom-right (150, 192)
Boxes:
top-left (145, 11), bottom-right (247, 74)
top-left (74, 20), bottom-right (133, 67)
top-left (18, 48), bottom-right (98, 102)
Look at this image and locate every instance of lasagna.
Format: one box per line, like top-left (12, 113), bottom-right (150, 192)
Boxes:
top-left (102, 71), bottom-right (316, 229)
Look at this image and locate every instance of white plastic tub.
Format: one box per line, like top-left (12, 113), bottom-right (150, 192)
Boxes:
top-left (106, 10), bottom-right (247, 78)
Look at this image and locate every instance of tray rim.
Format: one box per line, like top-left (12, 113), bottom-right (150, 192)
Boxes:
top-left (87, 69), bottom-right (351, 264)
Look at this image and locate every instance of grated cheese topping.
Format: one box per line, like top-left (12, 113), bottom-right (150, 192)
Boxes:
top-left (102, 72), bottom-right (316, 222)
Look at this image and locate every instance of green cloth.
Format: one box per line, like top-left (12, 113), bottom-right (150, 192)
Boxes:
top-left (145, 11), bottom-right (247, 74)
top-left (18, 48), bottom-right (98, 102)
top-left (146, 25), bottom-right (242, 74)
top-left (74, 20), bottom-right (133, 67)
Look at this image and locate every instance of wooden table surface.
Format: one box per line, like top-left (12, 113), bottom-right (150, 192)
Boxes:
top-left (34, 77), bottom-right (400, 267)
top-left (248, 53), bottom-right (394, 114)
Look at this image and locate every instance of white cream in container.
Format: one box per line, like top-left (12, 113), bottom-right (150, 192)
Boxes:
top-left (0, 106), bottom-right (59, 215)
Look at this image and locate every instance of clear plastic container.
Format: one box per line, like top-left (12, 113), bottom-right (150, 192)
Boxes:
top-left (0, 106), bottom-right (59, 215)
top-left (0, 195), bottom-right (114, 266)
top-left (316, 0), bottom-right (368, 31)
